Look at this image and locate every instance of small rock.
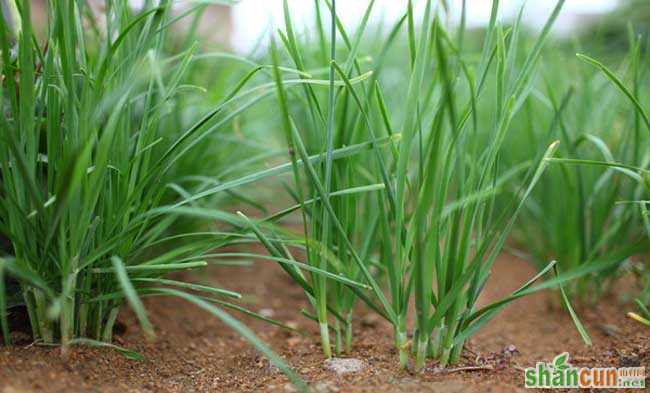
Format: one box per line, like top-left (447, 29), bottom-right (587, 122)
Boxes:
top-left (259, 308), bottom-right (275, 318)
top-left (426, 366), bottom-right (445, 374)
top-left (324, 357), bottom-right (366, 376)
top-left (287, 336), bottom-right (302, 348)
top-left (312, 381), bottom-right (339, 393)
top-left (598, 324), bottom-right (620, 337)
top-left (398, 377), bottom-right (418, 386)
top-left (361, 314), bottom-right (379, 328)
top-left (503, 344), bottom-right (518, 355)
top-left (619, 355), bottom-right (640, 367)
top-left (284, 383), bottom-right (298, 393)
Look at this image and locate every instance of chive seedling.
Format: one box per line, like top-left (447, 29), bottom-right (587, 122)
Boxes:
top-left (0, 1), bottom-right (312, 387)
top-left (255, 0), bottom-right (599, 371)
top-left (508, 33), bottom-right (650, 302)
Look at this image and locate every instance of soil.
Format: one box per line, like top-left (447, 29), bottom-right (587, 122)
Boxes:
top-left (0, 253), bottom-right (648, 393)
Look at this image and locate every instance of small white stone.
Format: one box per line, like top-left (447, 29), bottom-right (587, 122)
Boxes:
top-left (283, 382), bottom-right (298, 393)
top-left (323, 358), bottom-right (366, 375)
top-left (312, 381), bottom-right (340, 393)
top-left (259, 308), bottom-right (275, 318)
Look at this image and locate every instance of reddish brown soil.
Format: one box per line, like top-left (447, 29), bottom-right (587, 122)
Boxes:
top-left (0, 253), bottom-right (648, 393)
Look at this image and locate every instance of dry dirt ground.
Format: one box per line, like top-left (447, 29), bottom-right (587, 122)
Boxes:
top-left (1, 253), bottom-right (648, 392)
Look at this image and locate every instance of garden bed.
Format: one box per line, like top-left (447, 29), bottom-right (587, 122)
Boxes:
top-left (1, 253), bottom-right (646, 393)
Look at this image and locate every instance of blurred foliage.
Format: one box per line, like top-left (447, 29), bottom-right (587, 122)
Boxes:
top-left (577, 0), bottom-right (650, 55)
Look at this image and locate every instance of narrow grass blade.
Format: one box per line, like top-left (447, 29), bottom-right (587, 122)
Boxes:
top-left (110, 256), bottom-right (155, 340)
top-left (554, 265), bottom-right (592, 345)
top-left (131, 278), bottom-right (241, 299)
top-left (627, 312), bottom-right (650, 327)
top-left (69, 338), bottom-right (144, 361)
top-left (94, 261), bottom-right (208, 273)
top-left (577, 53), bottom-right (650, 133)
top-left (210, 252), bottom-right (370, 290)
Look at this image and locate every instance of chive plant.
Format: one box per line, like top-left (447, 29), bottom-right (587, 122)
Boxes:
top-left (0, 0), bottom-right (315, 387)
top-left (384, 0), bottom-right (577, 370)
top-left (543, 47), bottom-right (649, 323)
top-left (237, 0), bottom-right (601, 370)
top-left (235, 0), bottom-right (405, 359)
top-left (0, 0), bottom-right (185, 346)
top-left (507, 32), bottom-right (650, 302)
top-left (545, 157), bottom-right (649, 324)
